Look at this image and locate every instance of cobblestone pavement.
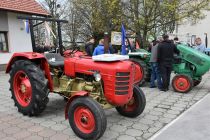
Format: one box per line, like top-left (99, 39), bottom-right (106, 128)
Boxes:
top-left (0, 71), bottom-right (210, 140)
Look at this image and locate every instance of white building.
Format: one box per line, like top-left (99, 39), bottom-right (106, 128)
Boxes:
top-left (0, 0), bottom-right (48, 71)
top-left (176, 11), bottom-right (210, 47)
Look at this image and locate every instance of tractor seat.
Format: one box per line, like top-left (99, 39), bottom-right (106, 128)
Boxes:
top-left (44, 53), bottom-right (64, 67)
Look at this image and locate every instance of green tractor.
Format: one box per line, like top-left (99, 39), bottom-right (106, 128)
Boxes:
top-left (129, 43), bottom-right (210, 93)
top-left (172, 44), bottom-right (210, 93)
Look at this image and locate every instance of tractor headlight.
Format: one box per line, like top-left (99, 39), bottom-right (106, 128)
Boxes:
top-left (94, 72), bottom-right (101, 82)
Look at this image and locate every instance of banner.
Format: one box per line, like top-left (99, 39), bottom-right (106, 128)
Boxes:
top-left (121, 24), bottom-right (127, 55)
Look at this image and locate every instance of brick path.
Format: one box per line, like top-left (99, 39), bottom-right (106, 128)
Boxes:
top-left (0, 72), bottom-right (209, 140)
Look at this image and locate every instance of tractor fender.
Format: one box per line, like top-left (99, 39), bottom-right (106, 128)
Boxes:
top-left (65, 91), bottom-right (89, 119)
top-left (134, 63), bottom-right (141, 84)
top-left (6, 52), bottom-right (45, 73)
top-left (5, 52), bottom-right (53, 91)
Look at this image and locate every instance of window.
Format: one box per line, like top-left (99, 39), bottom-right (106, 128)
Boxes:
top-left (0, 32), bottom-right (9, 52)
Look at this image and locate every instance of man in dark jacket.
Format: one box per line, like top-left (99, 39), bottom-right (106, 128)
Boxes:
top-left (157, 35), bottom-right (180, 91)
top-left (85, 37), bottom-right (95, 56)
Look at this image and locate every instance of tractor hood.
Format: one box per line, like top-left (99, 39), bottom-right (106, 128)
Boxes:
top-left (177, 44), bottom-right (210, 76)
top-left (64, 56), bottom-right (135, 78)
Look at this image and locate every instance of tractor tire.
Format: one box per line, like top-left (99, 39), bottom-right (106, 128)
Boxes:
top-left (130, 58), bottom-right (149, 86)
top-left (9, 60), bottom-right (49, 116)
top-left (172, 74), bottom-right (193, 93)
top-left (193, 78), bottom-right (202, 87)
top-left (116, 86), bottom-right (146, 118)
top-left (68, 96), bottom-right (107, 140)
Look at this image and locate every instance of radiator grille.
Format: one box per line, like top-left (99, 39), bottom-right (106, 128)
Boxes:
top-left (115, 72), bottom-right (130, 95)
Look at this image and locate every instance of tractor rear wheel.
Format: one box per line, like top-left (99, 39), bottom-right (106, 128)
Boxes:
top-left (116, 86), bottom-right (146, 118)
top-left (68, 96), bottom-right (107, 140)
top-left (172, 74), bottom-right (193, 93)
top-left (9, 60), bottom-right (49, 116)
top-left (130, 58), bottom-right (149, 86)
top-left (193, 78), bottom-right (202, 87)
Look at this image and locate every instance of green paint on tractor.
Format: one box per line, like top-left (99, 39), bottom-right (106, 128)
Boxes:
top-left (129, 43), bottom-right (210, 93)
top-left (175, 44), bottom-right (210, 77)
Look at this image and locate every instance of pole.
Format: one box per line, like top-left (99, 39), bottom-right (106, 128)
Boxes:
top-left (57, 21), bottom-right (64, 56)
top-left (29, 20), bottom-right (36, 52)
top-left (18, 16), bottom-right (68, 23)
top-left (205, 33), bottom-right (208, 48)
top-left (104, 32), bottom-right (109, 54)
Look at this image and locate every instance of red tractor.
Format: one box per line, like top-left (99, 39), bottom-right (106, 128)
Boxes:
top-left (5, 16), bottom-right (146, 140)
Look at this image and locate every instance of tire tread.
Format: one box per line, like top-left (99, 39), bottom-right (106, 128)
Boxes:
top-left (9, 60), bottom-right (49, 116)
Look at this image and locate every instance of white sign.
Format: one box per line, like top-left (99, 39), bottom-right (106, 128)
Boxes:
top-left (111, 32), bottom-right (122, 45)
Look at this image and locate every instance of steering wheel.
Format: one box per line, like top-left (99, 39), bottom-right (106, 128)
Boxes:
top-left (69, 43), bottom-right (80, 55)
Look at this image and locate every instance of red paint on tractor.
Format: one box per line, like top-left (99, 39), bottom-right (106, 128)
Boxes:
top-left (64, 57), bottom-right (135, 106)
top-left (6, 52), bottom-right (54, 91)
top-left (6, 52), bottom-right (45, 73)
top-left (13, 71), bottom-right (32, 107)
top-left (65, 50), bottom-right (140, 85)
top-left (65, 91), bottom-right (89, 119)
top-left (40, 59), bottom-right (53, 91)
top-left (173, 76), bottom-right (190, 92)
top-left (63, 50), bottom-right (85, 57)
top-left (74, 106), bottom-right (96, 134)
top-left (134, 63), bottom-right (142, 84)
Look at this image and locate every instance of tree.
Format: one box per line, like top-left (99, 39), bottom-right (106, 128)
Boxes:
top-left (70, 0), bottom-right (123, 42)
top-left (39, 0), bottom-right (68, 45)
top-left (39, 0), bottom-right (210, 48)
top-left (123, 0), bottom-right (210, 47)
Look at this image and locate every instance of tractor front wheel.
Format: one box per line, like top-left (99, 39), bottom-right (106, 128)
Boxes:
top-left (172, 74), bottom-right (193, 93)
top-left (116, 86), bottom-right (146, 118)
top-left (9, 60), bottom-right (49, 116)
top-left (68, 97), bottom-right (107, 140)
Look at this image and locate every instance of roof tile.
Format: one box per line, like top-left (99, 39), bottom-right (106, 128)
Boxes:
top-left (0, 0), bottom-right (49, 16)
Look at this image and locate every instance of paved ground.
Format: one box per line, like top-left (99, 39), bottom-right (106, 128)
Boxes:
top-left (150, 93), bottom-right (210, 140)
top-left (0, 71), bottom-right (210, 140)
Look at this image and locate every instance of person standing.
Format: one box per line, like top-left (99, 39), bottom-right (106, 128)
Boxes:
top-left (157, 35), bottom-right (180, 91)
top-left (149, 40), bottom-right (162, 89)
top-left (93, 39), bottom-right (109, 56)
top-left (195, 37), bottom-right (206, 53)
top-left (125, 39), bottom-right (135, 53)
top-left (85, 37), bottom-right (95, 56)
